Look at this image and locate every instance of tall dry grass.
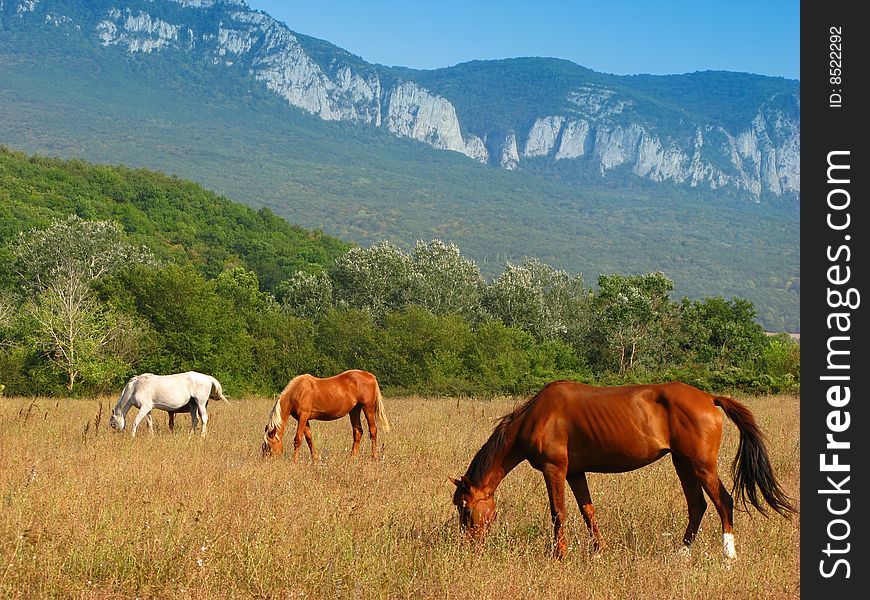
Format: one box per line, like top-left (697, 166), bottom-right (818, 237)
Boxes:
top-left (0, 393), bottom-right (799, 599)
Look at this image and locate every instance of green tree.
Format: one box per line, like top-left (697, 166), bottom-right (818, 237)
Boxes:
top-left (104, 263), bottom-right (252, 389)
top-left (483, 258), bottom-right (588, 341)
top-left (379, 306), bottom-right (472, 391)
top-left (590, 272), bottom-right (675, 373)
top-left (462, 320), bottom-right (535, 394)
top-left (12, 215), bottom-right (151, 390)
top-left (214, 267), bottom-right (271, 312)
top-left (247, 307), bottom-right (319, 392)
top-left (330, 242), bottom-right (412, 319)
top-left (680, 296), bottom-right (767, 368)
top-left (314, 308), bottom-right (381, 376)
top-left (26, 293), bottom-right (136, 389)
top-left (214, 267), bottom-right (320, 392)
top-left (760, 334), bottom-right (800, 385)
top-left (0, 291), bottom-right (14, 349)
top-left (484, 261), bottom-right (549, 338)
top-left (13, 215), bottom-right (151, 294)
top-left (407, 239), bottom-right (483, 317)
top-left (276, 271), bottom-right (333, 320)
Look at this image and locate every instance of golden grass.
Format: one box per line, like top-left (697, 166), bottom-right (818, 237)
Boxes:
top-left (0, 393), bottom-right (799, 599)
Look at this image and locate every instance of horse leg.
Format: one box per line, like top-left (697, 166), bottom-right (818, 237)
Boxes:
top-left (694, 463), bottom-right (736, 559)
top-left (168, 412), bottom-right (175, 432)
top-left (292, 414), bottom-right (309, 463)
top-left (542, 462), bottom-right (569, 559)
top-left (130, 407), bottom-right (151, 438)
top-left (146, 413), bottom-right (154, 435)
top-left (672, 454), bottom-right (707, 552)
top-left (189, 405), bottom-right (199, 434)
top-left (303, 425), bottom-right (317, 461)
top-left (362, 404), bottom-right (378, 459)
top-left (567, 472), bottom-right (604, 553)
top-left (349, 405), bottom-right (363, 457)
top-left (197, 401), bottom-right (209, 439)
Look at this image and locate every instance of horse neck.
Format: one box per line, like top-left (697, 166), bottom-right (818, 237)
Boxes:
top-left (113, 386), bottom-right (135, 418)
top-left (466, 420), bottom-right (524, 497)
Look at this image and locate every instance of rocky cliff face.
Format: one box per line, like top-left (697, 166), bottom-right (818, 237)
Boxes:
top-left (6, 0), bottom-right (799, 199)
top-left (515, 84), bottom-right (799, 198)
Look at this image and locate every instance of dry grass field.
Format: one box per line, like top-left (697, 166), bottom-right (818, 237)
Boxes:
top-left (0, 393), bottom-right (799, 599)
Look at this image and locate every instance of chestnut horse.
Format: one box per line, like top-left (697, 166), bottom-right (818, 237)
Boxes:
top-left (451, 381), bottom-right (796, 560)
top-left (262, 370), bottom-right (391, 461)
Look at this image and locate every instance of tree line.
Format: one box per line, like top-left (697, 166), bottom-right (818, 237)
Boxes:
top-left (0, 216), bottom-right (799, 398)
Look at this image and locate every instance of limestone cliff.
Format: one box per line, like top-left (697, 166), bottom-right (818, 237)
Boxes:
top-left (6, 0), bottom-right (799, 199)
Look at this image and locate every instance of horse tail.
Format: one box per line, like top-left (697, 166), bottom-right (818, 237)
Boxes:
top-left (714, 395), bottom-right (797, 517)
top-left (373, 379), bottom-right (391, 433)
top-left (211, 378), bottom-right (230, 405)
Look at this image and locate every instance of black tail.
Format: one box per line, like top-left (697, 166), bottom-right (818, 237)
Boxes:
top-left (714, 396), bottom-right (798, 517)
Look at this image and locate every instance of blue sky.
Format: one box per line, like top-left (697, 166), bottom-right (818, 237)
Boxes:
top-left (246, 1), bottom-right (799, 80)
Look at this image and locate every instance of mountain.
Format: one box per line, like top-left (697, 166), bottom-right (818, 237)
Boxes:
top-left (3, 0), bottom-right (799, 199)
top-left (394, 61), bottom-right (799, 198)
top-left (0, 0), bottom-right (800, 330)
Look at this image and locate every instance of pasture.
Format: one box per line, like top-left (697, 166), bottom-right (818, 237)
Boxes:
top-left (0, 394), bottom-right (799, 599)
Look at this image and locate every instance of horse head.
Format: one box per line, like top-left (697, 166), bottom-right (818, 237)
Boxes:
top-left (109, 413), bottom-right (125, 431)
top-left (450, 475), bottom-right (497, 538)
top-left (262, 426), bottom-right (283, 458)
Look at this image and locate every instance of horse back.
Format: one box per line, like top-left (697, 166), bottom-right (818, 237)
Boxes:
top-left (340, 369), bottom-right (379, 395)
top-left (518, 381), bottom-right (720, 472)
top-left (280, 370), bottom-right (379, 419)
top-left (133, 373), bottom-right (203, 410)
top-left (178, 371), bottom-right (218, 396)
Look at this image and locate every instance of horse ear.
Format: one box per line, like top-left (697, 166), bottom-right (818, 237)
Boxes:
top-left (460, 475), bottom-right (472, 488)
top-left (448, 475), bottom-right (462, 487)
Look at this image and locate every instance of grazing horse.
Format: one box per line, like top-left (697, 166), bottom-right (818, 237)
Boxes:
top-left (450, 380), bottom-right (796, 560)
top-left (110, 371), bottom-right (229, 438)
top-left (262, 369), bottom-right (390, 462)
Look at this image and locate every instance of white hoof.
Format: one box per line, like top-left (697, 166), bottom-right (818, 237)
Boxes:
top-left (677, 545), bottom-right (692, 561)
top-left (722, 533), bottom-right (737, 560)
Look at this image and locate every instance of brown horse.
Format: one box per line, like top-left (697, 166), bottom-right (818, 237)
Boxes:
top-left (262, 369), bottom-right (391, 462)
top-left (450, 380), bottom-right (796, 560)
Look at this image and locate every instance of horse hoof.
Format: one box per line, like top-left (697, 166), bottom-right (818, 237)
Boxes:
top-left (722, 533), bottom-right (737, 561)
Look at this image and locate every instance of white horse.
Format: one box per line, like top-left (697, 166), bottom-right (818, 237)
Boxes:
top-left (110, 371), bottom-right (229, 438)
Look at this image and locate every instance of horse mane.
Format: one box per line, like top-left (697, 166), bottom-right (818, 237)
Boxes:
top-left (113, 373), bottom-right (153, 413)
top-left (466, 392), bottom-right (540, 487)
top-left (264, 375), bottom-right (307, 439)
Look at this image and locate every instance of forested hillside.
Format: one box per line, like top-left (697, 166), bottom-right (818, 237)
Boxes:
top-left (0, 147), bottom-right (350, 289)
top-left (0, 151), bottom-right (798, 398)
